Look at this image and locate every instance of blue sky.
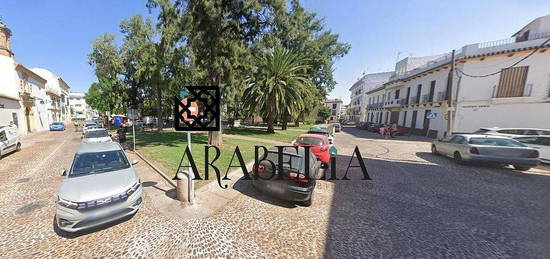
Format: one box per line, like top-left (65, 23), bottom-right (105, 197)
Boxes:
top-left (3, 0), bottom-right (550, 103)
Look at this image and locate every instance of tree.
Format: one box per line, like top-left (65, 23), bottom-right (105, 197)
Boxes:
top-left (243, 47), bottom-right (313, 133)
top-left (88, 34), bottom-right (127, 114)
top-left (152, 0), bottom-right (278, 145)
top-left (317, 106), bottom-right (331, 123)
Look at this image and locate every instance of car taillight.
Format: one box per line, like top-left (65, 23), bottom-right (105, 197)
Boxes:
top-left (469, 147), bottom-right (479, 154)
top-left (528, 150), bottom-right (539, 158)
top-left (288, 172), bottom-right (309, 183)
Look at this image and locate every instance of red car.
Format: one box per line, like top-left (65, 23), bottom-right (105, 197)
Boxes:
top-left (293, 134), bottom-right (331, 166)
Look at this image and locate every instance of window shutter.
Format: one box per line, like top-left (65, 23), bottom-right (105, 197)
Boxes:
top-left (496, 66), bottom-right (529, 97)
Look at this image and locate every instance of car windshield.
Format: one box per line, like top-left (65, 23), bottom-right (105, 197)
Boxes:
top-left (307, 130), bottom-right (328, 137)
top-left (297, 137), bottom-right (323, 146)
top-left (85, 130), bottom-right (109, 138)
top-left (70, 150), bottom-right (130, 176)
top-left (52, 122), bottom-right (63, 125)
top-left (85, 123), bottom-right (97, 127)
top-left (469, 137), bottom-right (526, 147)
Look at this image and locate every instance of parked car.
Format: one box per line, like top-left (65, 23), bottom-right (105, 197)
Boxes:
top-left (431, 134), bottom-right (540, 170)
top-left (82, 122), bottom-right (98, 134)
top-left (251, 146), bottom-right (322, 206)
top-left (473, 127), bottom-right (550, 138)
top-left (367, 123), bottom-right (381, 132)
top-left (514, 136), bottom-right (550, 164)
top-left (343, 121), bottom-right (356, 126)
top-left (55, 142), bottom-right (142, 233)
top-left (307, 128), bottom-right (333, 144)
top-left (134, 120), bottom-right (145, 126)
top-left (332, 123), bottom-right (342, 132)
top-left (0, 125), bottom-right (21, 159)
top-left (293, 134), bottom-right (331, 166)
top-left (82, 128), bottom-right (113, 144)
top-left (318, 124), bottom-right (335, 136)
top-left (49, 122), bottom-right (66, 131)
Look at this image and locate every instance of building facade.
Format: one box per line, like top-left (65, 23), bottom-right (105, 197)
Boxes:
top-left (348, 72), bottom-right (393, 122)
top-left (32, 68), bottom-right (71, 125)
top-left (69, 92), bottom-right (96, 120)
top-left (0, 22), bottom-right (50, 134)
top-left (324, 99), bottom-right (344, 122)
top-left (363, 15), bottom-right (550, 138)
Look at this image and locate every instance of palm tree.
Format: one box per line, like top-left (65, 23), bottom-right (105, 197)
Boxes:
top-left (243, 47), bottom-right (314, 133)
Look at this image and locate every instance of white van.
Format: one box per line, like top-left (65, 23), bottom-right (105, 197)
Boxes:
top-left (0, 125), bottom-right (21, 159)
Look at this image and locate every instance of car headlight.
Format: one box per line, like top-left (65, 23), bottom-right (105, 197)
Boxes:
top-left (126, 181), bottom-right (141, 196)
top-left (57, 197), bottom-right (78, 209)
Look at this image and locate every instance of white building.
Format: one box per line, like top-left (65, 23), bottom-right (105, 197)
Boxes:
top-left (32, 68), bottom-right (71, 124)
top-left (324, 99), bottom-right (343, 122)
top-left (348, 72), bottom-right (393, 122)
top-left (364, 15), bottom-right (550, 138)
top-left (69, 92), bottom-right (96, 120)
top-left (0, 22), bottom-right (50, 134)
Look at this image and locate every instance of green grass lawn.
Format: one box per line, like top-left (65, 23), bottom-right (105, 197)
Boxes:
top-left (128, 131), bottom-right (273, 188)
top-left (224, 127), bottom-right (309, 142)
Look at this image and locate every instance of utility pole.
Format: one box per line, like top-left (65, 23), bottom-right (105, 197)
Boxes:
top-left (446, 50), bottom-right (455, 136)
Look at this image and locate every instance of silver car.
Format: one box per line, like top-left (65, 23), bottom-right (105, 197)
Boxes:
top-left (56, 142), bottom-right (142, 233)
top-left (82, 128), bottom-right (113, 144)
top-left (431, 134), bottom-right (540, 171)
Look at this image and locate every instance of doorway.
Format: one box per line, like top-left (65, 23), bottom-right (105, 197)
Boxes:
top-left (25, 107), bottom-right (32, 133)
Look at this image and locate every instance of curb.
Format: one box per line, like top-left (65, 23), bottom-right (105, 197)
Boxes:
top-left (134, 151), bottom-right (177, 188)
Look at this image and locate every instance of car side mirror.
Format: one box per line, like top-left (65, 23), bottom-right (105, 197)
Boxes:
top-left (131, 159), bottom-right (139, 165)
top-left (60, 169), bottom-right (67, 176)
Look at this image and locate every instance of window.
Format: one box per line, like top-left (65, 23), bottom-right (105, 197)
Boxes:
top-left (429, 81), bottom-right (435, 102)
top-left (469, 137), bottom-right (525, 147)
top-left (416, 84), bottom-right (422, 104)
top-left (496, 66), bottom-right (529, 97)
top-left (402, 111), bottom-right (407, 126)
top-left (450, 136), bottom-right (466, 144)
top-left (332, 104), bottom-right (337, 109)
top-left (395, 89), bottom-right (400, 99)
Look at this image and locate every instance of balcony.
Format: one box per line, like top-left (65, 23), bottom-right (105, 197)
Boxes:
top-left (399, 98), bottom-right (408, 105)
top-left (436, 91), bottom-right (447, 101)
top-left (421, 94), bottom-right (431, 103)
top-left (384, 99), bottom-right (401, 108)
top-left (410, 96), bottom-right (418, 104)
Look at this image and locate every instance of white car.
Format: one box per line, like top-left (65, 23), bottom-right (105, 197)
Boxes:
top-left (474, 127), bottom-right (550, 138)
top-left (0, 125), bottom-right (21, 159)
top-left (82, 122), bottom-right (98, 134)
top-left (82, 128), bottom-right (113, 144)
top-left (514, 136), bottom-right (550, 164)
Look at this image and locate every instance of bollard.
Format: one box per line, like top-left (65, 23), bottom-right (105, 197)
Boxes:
top-left (175, 172), bottom-right (189, 203)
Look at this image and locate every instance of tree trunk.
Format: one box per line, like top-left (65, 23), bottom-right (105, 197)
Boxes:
top-left (156, 81), bottom-right (163, 133)
top-left (281, 112), bottom-right (289, 130)
top-left (266, 116), bottom-right (275, 133)
top-left (294, 119), bottom-right (300, 127)
top-left (208, 73), bottom-right (223, 146)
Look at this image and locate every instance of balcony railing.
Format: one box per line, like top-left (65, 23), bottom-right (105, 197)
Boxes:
top-left (421, 94), bottom-right (430, 103)
top-left (410, 96), bottom-right (418, 104)
top-left (400, 98), bottom-right (408, 105)
top-left (436, 91), bottom-right (447, 101)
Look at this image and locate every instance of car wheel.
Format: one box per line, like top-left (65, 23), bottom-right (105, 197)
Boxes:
top-left (16, 143), bottom-right (21, 152)
top-left (513, 165), bottom-right (532, 171)
top-left (453, 151), bottom-right (464, 164)
top-left (298, 193), bottom-right (313, 207)
top-left (431, 145), bottom-right (438, 155)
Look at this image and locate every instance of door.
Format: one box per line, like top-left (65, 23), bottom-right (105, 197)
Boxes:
top-left (390, 111), bottom-right (399, 124)
top-left (423, 110), bottom-right (431, 135)
top-left (429, 81), bottom-right (435, 102)
top-left (0, 130), bottom-right (7, 154)
top-left (25, 107), bottom-right (32, 133)
top-left (411, 111), bottom-right (418, 129)
top-left (416, 85), bottom-right (422, 104)
top-left (406, 87), bottom-right (410, 104)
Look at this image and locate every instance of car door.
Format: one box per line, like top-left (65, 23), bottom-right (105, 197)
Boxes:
top-left (446, 136), bottom-right (467, 156)
top-left (0, 129), bottom-right (7, 154)
top-left (5, 128), bottom-right (17, 152)
top-left (436, 136), bottom-right (453, 156)
top-left (536, 137), bottom-right (550, 162)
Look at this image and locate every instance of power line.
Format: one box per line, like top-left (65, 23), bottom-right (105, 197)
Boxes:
top-left (456, 37), bottom-right (550, 78)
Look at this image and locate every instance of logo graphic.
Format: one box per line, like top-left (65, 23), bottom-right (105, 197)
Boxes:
top-left (174, 86), bottom-right (220, 131)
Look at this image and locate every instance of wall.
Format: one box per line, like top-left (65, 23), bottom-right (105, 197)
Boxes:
top-left (454, 50), bottom-right (550, 133)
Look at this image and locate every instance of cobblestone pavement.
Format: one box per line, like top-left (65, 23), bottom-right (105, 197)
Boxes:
top-left (1, 127), bottom-right (549, 258)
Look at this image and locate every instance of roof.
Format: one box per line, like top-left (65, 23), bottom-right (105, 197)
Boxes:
top-left (77, 142), bottom-right (122, 154)
top-left (14, 63), bottom-right (47, 84)
top-left (512, 14), bottom-right (550, 37)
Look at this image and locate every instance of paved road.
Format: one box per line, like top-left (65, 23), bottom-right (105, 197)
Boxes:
top-left (1, 127), bottom-right (549, 258)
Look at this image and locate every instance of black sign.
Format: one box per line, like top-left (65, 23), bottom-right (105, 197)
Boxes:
top-left (174, 86), bottom-right (220, 131)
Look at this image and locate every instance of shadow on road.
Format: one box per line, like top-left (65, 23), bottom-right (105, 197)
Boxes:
top-left (322, 152), bottom-right (550, 258)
